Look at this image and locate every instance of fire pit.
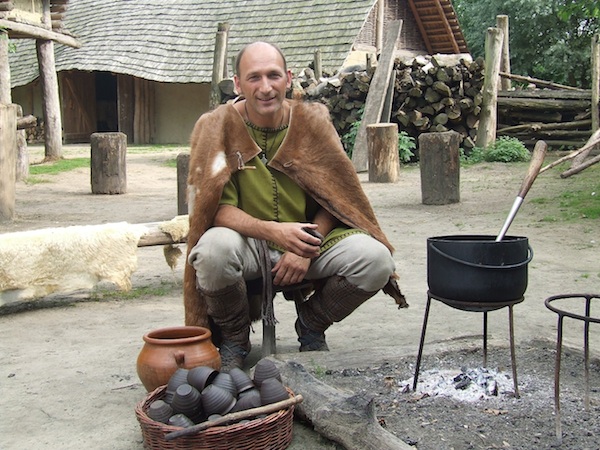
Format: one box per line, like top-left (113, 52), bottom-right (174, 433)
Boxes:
top-left (413, 234), bottom-right (534, 398)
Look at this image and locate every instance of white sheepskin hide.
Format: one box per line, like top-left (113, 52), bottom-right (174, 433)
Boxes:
top-left (0, 222), bottom-right (146, 305)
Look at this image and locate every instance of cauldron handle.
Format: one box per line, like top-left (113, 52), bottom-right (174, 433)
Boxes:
top-left (428, 243), bottom-right (533, 270)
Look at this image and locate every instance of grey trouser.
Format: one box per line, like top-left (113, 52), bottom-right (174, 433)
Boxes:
top-left (188, 227), bottom-right (395, 292)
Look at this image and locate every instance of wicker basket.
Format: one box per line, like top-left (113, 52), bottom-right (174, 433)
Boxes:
top-left (135, 385), bottom-right (295, 450)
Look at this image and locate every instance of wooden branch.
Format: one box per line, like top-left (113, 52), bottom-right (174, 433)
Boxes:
top-left (499, 121), bottom-right (585, 134)
top-left (561, 153), bottom-right (600, 178)
top-left (497, 97), bottom-right (590, 111)
top-left (16, 115), bottom-right (37, 130)
top-left (0, 19), bottom-right (81, 48)
top-left (571, 127), bottom-right (600, 167)
top-left (165, 395), bottom-right (304, 441)
top-left (498, 120), bottom-right (591, 134)
top-left (270, 359), bottom-right (414, 450)
top-left (499, 72), bottom-right (584, 91)
top-left (539, 130), bottom-right (600, 173)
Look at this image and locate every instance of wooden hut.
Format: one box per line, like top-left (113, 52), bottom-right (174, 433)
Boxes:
top-left (8, 0), bottom-right (467, 145)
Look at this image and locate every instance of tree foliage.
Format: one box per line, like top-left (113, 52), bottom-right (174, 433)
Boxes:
top-left (452, 0), bottom-right (600, 88)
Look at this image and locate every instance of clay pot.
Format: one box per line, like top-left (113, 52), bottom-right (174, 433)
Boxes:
top-left (136, 326), bottom-right (221, 392)
top-left (259, 378), bottom-right (289, 405)
top-left (201, 384), bottom-right (236, 416)
top-left (147, 400), bottom-right (173, 424)
top-left (228, 367), bottom-right (255, 394)
top-left (213, 372), bottom-right (238, 397)
top-left (252, 358), bottom-right (281, 388)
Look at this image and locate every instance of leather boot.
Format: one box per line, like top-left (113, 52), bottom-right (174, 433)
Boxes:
top-left (200, 279), bottom-right (251, 371)
top-left (295, 276), bottom-right (378, 351)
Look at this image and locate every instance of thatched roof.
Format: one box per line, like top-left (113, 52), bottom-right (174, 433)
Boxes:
top-left (10, 0), bottom-right (379, 87)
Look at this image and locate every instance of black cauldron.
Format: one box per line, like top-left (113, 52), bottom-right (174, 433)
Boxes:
top-left (427, 235), bottom-right (533, 302)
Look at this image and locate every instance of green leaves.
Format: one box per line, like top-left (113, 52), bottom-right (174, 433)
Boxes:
top-left (452, 0), bottom-right (600, 88)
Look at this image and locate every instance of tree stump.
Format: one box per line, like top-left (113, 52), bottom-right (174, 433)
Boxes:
top-left (419, 131), bottom-right (460, 205)
top-left (176, 152), bottom-right (190, 215)
top-left (90, 132), bottom-right (127, 194)
top-left (0, 103), bottom-right (17, 221)
top-left (367, 123), bottom-right (399, 183)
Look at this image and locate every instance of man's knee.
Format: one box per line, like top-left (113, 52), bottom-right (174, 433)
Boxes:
top-left (188, 227), bottom-right (247, 289)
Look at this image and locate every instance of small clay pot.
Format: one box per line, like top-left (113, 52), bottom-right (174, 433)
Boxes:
top-left (228, 367), bottom-right (255, 393)
top-left (187, 366), bottom-right (219, 392)
top-left (136, 326), bottom-right (221, 392)
top-left (171, 384), bottom-right (203, 423)
top-left (231, 388), bottom-right (261, 412)
top-left (201, 384), bottom-right (236, 416)
top-left (164, 368), bottom-right (189, 404)
top-left (147, 400), bottom-right (173, 424)
top-left (168, 413), bottom-right (195, 428)
top-left (259, 378), bottom-right (289, 405)
top-left (252, 358), bottom-right (281, 388)
top-left (213, 372), bottom-right (238, 397)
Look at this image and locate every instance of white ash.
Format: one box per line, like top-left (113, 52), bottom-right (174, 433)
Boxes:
top-left (406, 367), bottom-right (517, 402)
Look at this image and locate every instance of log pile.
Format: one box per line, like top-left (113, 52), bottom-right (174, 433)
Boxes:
top-left (497, 88), bottom-right (593, 148)
top-left (300, 54), bottom-right (485, 151)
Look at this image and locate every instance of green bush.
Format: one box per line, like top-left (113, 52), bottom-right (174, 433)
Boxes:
top-left (462, 137), bottom-right (530, 164)
top-left (341, 113), bottom-right (415, 163)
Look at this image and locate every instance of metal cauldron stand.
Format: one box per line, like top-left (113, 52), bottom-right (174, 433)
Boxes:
top-left (413, 291), bottom-right (523, 398)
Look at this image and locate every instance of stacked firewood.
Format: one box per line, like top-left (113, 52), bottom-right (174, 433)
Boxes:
top-left (299, 54), bottom-right (486, 149)
top-left (496, 88), bottom-right (593, 148)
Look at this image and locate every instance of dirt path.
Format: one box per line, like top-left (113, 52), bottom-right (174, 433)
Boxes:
top-left (0, 145), bottom-right (598, 449)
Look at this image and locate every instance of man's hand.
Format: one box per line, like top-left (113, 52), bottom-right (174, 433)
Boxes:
top-left (270, 222), bottom-right (322, 259)
top-left (272, 252), bottom-right (312, 286)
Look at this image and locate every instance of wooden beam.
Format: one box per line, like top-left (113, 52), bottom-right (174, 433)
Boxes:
top-left (591, 33), bottom-right (599, 132)
top-left (476, 27), bottom-right (503, 148)
top-left (0, 18), bottom-right (81, 48)
top-left (496, 15), bottom-right (511, 90)
top-left (352, 20), bottom-right (403, 172)
top-left (407, 0), bottom-right (433, 54)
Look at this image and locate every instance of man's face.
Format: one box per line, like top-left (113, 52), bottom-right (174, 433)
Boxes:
top-left (234, 43), bottom-right (292, 123)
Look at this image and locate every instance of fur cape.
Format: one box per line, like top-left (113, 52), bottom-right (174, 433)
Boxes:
top-left (183, 100), bottom-right (406, 328)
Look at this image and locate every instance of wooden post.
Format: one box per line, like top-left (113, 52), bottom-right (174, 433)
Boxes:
top-left (90, 132), bottom-right (127, 194)
top-left (352, 20), bottom-right (403, 172)
top-left (0, 32), bottom-right (11, 104)
top-left (0, 104), bottom-right (17, 221)
top-left (571, 33), bottom-right (600, 169)
top-left (210, 23), bottom-right (230, 110)
top-left (419, 131), bottom-right (460, 205)
top-left (367, 123), bottom-right (399, 183)
top-left (476, 27), bottom-right (504, 149)
top-left (15, 104), bottom-right (29, 181)
top-left (313, 49), bottom-right (322, 80)
top-left (496, 15), bottom-right (511, 91)
top-left (592, 33), bottom-right (599, 132)
top-left (376, 0), bottom-right (384, 53)
top-left (36, 39), bottom-right (63, 160)
top-left (177, 152), bottom-right (190, 215)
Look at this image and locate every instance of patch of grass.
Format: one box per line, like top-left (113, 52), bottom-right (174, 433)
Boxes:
top-left (127, 144), bottom-right (186, 154)
top-left (29, 157), bottom-right (90, 175)
top-left (529, 161), bottom-right (599, 222)
top-left (164, 157), bottom-right (178, 168)
top-left (25, 157), bottom-right (90, 184)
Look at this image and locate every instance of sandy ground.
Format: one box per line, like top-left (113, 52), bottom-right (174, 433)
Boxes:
top-left (0, 144), bottom-right (598, 449)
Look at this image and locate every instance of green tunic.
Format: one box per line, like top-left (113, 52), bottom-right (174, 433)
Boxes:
top-left (219, 122), bottom-right (363, 252)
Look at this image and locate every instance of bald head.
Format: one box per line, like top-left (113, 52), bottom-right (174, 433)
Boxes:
top-left (235, 41), bottom-right (287, 76)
